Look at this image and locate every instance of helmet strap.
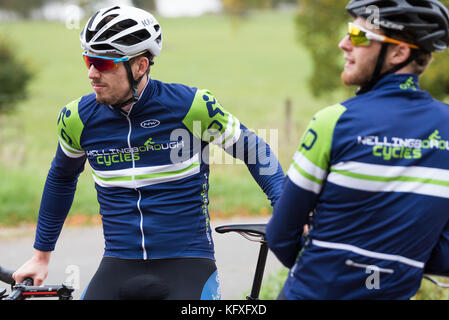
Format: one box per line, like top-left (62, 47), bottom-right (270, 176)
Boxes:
top-left (356, 42), bottom-right (389, 95)
top-left (111, 60), bottom-right (149, 110)
top-left (356, 43), bottom-right (420, 95)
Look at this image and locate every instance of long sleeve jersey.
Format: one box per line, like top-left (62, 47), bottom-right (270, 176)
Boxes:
top-left (34, 78), bottom-right (284, 260)
top-left (266, 73), bottom-right (449, 299)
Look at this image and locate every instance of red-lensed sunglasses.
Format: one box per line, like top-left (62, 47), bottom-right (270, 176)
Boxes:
top-left (82, 51), bottom-right (145, 72)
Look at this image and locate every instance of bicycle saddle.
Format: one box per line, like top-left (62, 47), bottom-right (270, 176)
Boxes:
top-left (215, 224), bottom-right (267, 237)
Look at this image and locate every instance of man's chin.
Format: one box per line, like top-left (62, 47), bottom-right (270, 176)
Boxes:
top-left (341, 71), bottom-right (365, 87)
top-left (95, 93), bottom-right (115, 106)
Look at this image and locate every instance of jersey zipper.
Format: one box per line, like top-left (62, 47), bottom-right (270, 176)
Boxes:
top-left (124, 106), bottom-right (148, 260)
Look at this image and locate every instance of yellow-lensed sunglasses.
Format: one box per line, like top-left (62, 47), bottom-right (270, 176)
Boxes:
top-left (348, 22), bottom-right (419, 49)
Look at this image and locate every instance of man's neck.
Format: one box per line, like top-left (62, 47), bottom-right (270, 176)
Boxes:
top-left (121, 75), bottom-right (149, 112)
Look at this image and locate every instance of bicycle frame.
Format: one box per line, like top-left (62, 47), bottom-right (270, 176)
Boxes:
top-left (215, 224), bottom-right (268, 300)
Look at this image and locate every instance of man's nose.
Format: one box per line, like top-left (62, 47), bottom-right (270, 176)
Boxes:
top-left (339, 34), bottom-right (353, 51)
top-left (88, 64), bottom-right (101, 79)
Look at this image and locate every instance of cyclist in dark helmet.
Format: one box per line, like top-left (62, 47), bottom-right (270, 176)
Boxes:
top-left (347, 0), bottom-right (449, 94)
top-left (267, 0), bottom-right (449, 299)
top-left (12, 5), bottom-right (284, 300)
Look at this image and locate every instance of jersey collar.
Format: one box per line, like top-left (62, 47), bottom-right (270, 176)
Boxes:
top-left (370, 73), bottom-right (421, 93)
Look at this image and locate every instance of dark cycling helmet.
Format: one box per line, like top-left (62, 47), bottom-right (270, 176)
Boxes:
top-left (345, 0), bottom-right (449, 94)
top-left (346, 0), bottom-right (449, 53)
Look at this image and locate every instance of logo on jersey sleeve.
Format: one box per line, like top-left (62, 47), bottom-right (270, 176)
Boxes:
top-left (58, 107), bottom-right (73, 146)
top-left (302, 129), bottom-right (318, 150)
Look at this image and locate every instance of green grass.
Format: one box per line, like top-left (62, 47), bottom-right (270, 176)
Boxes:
top-left (0, 10), bottom-right (332, 224)
top-left (257, 268), bottom-right (449, 300)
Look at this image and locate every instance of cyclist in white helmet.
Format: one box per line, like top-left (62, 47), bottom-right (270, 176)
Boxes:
top-left (13, 5), bottom-right (284, 300)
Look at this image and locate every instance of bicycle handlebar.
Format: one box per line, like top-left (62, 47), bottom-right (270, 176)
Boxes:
top-left (0, 266), bottom-right (15, 285)
top-left (0, 265), bottom-right (74, 300)
top-left (4, 278), bottom-right (33, 300)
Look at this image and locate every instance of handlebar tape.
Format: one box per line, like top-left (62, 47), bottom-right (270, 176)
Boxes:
top-left (0, 266), bottom-right (15, 285)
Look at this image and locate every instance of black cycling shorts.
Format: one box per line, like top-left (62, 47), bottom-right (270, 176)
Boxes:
top-left (81, 256), bottom-right (221, 300)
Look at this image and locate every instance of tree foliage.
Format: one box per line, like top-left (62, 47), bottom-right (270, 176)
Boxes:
top-left (0, 0), bottom-right (47, 18)
top-left (0, 38), bottom-right (33, 114)
top-left (132, 0), bottom-right (156, 12)
top-left (296, 0), bottom-right (449, 99)
top-left (222, 0), bottom-right (297, 15)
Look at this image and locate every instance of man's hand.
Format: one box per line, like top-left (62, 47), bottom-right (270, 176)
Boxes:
top-left (12, 249), bottom-right (51, 286)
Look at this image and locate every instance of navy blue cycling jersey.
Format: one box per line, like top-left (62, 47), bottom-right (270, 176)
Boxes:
top-left (34, 78), bottom-right (284, 260)
top-left (267, 73), bottom-right (449, 299)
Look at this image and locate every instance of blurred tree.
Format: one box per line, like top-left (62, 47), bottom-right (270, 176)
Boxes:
top-left (222, 0), bottom-right (298, 33)
top-left (0, 38), bottom-right (33, 114)
top-left (132, 0), bottom-right (156, 11)
top-left (296, 0), bottom-right (449, 100)
top-left (296, 0), bottom-right (347, 97)
top-left (222, 0), bottom-right (246, 15)
top-left (222, 0), bottom-right (297, 12)
top-left (0, 0), bottom-right (47, 18)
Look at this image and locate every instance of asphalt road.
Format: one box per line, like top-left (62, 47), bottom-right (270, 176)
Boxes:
top-left (0, 216), bottom-right (284, 300)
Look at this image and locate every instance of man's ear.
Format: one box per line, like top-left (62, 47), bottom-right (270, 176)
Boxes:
top-left (388, 43), bottom-right (411, 66)
top-left (134, 56), bottom-right (150, 78)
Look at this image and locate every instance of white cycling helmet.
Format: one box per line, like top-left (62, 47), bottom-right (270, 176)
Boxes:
top-left (80, 5), bottom-right (162, 57)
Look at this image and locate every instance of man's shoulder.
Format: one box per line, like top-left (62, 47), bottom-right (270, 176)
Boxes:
top-left (61, 93), bottom-right (97, 113)
top-left (56, 94), bottom-right (97, 154)
top-left (151, 79), bottom-right (197, 103)
top-left (60, 93), bottom-right (99, 125)
top-left (314, 103), bottom-right (347, 118)
top-left (310, 103), bottom-right (348, 130)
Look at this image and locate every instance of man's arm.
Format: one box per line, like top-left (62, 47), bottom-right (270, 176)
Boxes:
top-left (34, 145), bottom-right (86, 251)
top-left (266, 177), bottom-right (316, 268)
top-left (35, 99), bottom-right (87, 251)
top-left (15, 99), bottom-right (86, 284)
top-left (266, 104), bottom-right (347, 268)
top-left (13, 145), bottom-right (86, 285)
top-left (224, 124), bottom-right (284, 207)
top-left (182, 88), bottom-right (284, 206)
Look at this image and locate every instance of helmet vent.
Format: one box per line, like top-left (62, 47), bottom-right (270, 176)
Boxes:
top-left (97, 19), bottom-right (138, 42)
top-left (97, 29), bottom-right (120, 41)
top-left (116, 19), bottom-right (138, 29)
top-left (95, 14), bottom-right (119, 34)
top-left (86, 29), bottom-right (95, 43)
top-left (156, 34), bottom-right (162, 45)
top-left (91, 43), bottom-right (116, 51)
top-left (113, 29), bottom-right (151, 46)
top-left (374, 0), bottom-right (399, 8)
top-left (102, 6), bottom-right (120, 16)
top-left (405, 0), bottom-right (433, 9)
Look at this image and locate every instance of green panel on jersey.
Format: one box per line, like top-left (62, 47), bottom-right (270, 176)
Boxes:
top-left (297, 103), bottom-right (347, 170)
top-left (183, 89), bottom-right (232, 144)
top-left (57, 97), bottom-right (84, 156)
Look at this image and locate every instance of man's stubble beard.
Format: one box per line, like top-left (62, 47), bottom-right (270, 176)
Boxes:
top-left (95, 91), bottom-right (131, 106)
top-left (341, 53), bottom-right (378, 87)
top-left (341, 62), bottom-right (376, 87)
